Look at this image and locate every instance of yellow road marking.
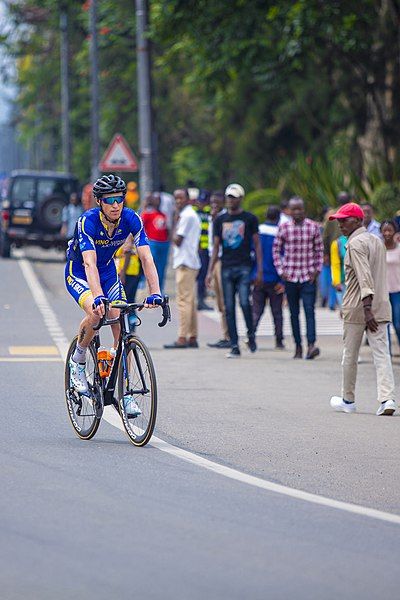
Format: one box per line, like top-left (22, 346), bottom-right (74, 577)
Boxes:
top-left (0, 357), bottom-right (63, 362)
top-left (9, 346), bottom-right (59, 356)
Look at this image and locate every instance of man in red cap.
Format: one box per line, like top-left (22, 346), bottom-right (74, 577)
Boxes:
top-left (329, 203), bottom-right (396, 416)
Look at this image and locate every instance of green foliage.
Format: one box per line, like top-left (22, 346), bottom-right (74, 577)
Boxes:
top-left (370, 183), bottom-right (400, 220)
top-left (243, 188), bottom-right (281, 221)
top-left (275, 151), bottom-right (373, 217)
top-left (170, 146), bottom-right (219, 188)
top-left (2, 0), bottom-right (400, 195)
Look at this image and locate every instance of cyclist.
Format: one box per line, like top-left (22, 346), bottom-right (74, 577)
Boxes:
top-left (65, 174), bottom-right (163, 415)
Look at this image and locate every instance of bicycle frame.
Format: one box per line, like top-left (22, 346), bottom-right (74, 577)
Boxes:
top-left (92, 298), bottom-right (170, 410)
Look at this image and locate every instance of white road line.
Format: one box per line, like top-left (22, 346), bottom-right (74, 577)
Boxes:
top-left (18, 256), bottom-right (70, 359)
top-left (18, 256), bottom-right (400, 526)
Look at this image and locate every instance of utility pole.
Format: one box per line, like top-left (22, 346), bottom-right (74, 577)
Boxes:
top-left (89, 0), bottom-right (100, 181)
top-left (60, 4), bottom-right (72, 173)
top-left (136, 0), bottom-right (154, 203)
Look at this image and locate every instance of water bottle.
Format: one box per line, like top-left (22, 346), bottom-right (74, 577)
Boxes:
top-left (97, 345), bottom-right (109, 378)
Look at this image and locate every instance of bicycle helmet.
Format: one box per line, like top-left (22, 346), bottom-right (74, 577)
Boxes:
top-left (93, 174), bottom-right (126, 199)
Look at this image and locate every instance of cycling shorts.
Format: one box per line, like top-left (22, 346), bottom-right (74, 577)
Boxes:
top-left (65, 260), bottom-right (126, 308)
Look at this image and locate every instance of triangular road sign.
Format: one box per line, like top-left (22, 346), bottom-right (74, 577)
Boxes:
top-left (99, 133), bottom-right (138, 172)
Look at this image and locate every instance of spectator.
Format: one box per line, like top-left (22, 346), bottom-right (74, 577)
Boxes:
top-left (207, 191), bottom-right (230, 348)
top-left (141, 192), bottom-right (169, 291)
top-left (125, 181), bottom-right (139, 210)
top-left (278, 199), bottom-right (291, 225)
top-left (195, 189), bottom-right (213, 310)
top-left (329, 203), bottom-right (396, 416)
top-left (81, 182), bottom-right (95, 212)
top-left (273, 196), bottom-right (323, 359)
top-left (187, 181), bottom-right (200, 204)
top-left (321, 191), bottom-right (351, 309)
top-left (252, 205), bottom-right (285, 348)
top-left (381, 220), bottom-right (400, 352)
top-left (361, 202), bottom-right (382, 238)
top-left (319, 208), bottom-right (337, 310)
top-left (159, 189), bottom-right (176, 233)
top-left (206, 183), bottom-right (262, 358)
top-left (330, 232), bottom-right (347, 308)
top-left (323, 191), bottom-right (351, 257)
top-left (61, 192), bottom-right (82, 240)
top-left (164, 189), bottom-right (201, 349)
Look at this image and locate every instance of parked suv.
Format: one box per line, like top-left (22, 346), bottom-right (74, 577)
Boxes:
top-left (0, 170), bottom-right (80, 258)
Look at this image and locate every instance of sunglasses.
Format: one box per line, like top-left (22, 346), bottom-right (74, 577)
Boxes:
top-left (101, 196), bottom-right (124, 205)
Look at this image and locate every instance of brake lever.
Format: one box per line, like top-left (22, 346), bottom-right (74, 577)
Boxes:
top-left (158, 295), bottom-right (171, 328)
top-left (92, 299), bottom-right (110, 331)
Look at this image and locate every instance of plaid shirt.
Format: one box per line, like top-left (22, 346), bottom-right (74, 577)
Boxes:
top-left (273, 218), bottom-right (323, 283)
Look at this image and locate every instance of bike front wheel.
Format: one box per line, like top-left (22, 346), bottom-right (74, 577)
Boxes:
top-left (65, 337), bottom-right (102, 440)
top-left (117, 336), bottom-right (157, 447)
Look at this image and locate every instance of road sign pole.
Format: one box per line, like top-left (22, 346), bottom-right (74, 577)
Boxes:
top-left (90, 0), bottom-right (100, 181)
top-left (136, 0), bottom-right (154, 203)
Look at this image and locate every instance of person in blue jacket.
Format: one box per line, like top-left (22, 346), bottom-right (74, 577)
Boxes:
top-left (251, 205), bottom-right (285, 348)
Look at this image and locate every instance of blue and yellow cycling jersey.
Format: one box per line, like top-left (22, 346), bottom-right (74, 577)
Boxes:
top-left (66, 206), bottom-right (148, 270)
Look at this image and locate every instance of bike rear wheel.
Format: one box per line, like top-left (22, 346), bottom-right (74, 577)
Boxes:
top-left (117, 336), bottom-right (157, 447)
top-left (65, 337), bottom-right (102, 440)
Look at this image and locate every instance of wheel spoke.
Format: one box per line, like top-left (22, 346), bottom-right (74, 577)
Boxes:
top-left (118, 338), bottom-right (157, 446)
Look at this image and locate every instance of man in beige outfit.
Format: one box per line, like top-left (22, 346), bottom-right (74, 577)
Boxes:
top-left (329, 202), bottom-right (396, 416)
top-left (164, 189), bottom-right (201, 349)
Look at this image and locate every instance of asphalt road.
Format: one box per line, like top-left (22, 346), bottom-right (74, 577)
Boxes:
top-left (1, 248), bottom-right (400, 599)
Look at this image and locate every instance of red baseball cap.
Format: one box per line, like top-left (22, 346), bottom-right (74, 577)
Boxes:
top-left (328, 202), bottom-right (364, 221)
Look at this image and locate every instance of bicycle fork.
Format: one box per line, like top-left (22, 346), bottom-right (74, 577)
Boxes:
top-left (123, 340), bottom-right (149, 396)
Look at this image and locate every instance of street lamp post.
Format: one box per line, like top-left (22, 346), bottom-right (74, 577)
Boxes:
top-left (136, 0), bottom-right (154, 203)
top-left (60, 4), bottom-right (72, 173)
top-left (89, 0), bottom-right (100, 181)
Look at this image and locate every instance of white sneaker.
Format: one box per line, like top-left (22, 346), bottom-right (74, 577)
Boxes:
top-left (330, 396), bottom-right (356, 413)
top-left (376, 400), bottom-right (396, 416)
top-left (69, 358), bottom-right (89, 395)
top-left (123, 394), bottom-right (142, 417)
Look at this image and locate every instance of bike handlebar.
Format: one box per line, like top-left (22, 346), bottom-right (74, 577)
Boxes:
top-left (92, 296), bottom-right (171, 331)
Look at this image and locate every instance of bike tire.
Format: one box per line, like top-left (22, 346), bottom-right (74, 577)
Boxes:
top-left (117, 336), bottom-right (157, 447)
top-left (64, 336), bottom-right (102, 440)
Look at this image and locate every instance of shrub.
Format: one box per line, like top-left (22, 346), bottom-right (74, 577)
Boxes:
top-left (243, 188), bottom-right (281, 221)
top-left (370, 182), bottom-right (400, 220)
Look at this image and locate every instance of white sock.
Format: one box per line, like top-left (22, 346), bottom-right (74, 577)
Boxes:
top-left (72, 343), bottom-right (87, 364)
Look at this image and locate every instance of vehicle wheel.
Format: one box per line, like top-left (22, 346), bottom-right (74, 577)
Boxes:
top-left (0, 232), bottom-right (11, 258)
top-left (37, 195), bottom-right (67, 231)
top-left (117, 336), bottom-right (157, 447)
top-left (65, 337), bottom-right (103, 440)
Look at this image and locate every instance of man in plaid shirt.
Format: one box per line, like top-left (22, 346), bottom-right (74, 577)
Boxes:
top-left (273, 197), bottom-right (323, 359)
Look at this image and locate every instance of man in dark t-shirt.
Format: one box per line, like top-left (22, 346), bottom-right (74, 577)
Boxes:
top-left (206, 183), bottom-right (263, 357)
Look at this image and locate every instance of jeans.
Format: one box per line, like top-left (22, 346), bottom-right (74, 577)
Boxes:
top-left (252, 282), bottom-right (283, 341)
top-left (285, 280), bottom-right (317, 346)
top-left (389, 291), bottom-right (400, 346)
top-left (221, 265), bottom-right (254, 347)
top-left (149, 240), bottom-right (170, 292)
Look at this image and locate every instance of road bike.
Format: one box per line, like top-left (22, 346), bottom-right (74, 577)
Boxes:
top-left (64, 297), bottom-right (170, 447)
